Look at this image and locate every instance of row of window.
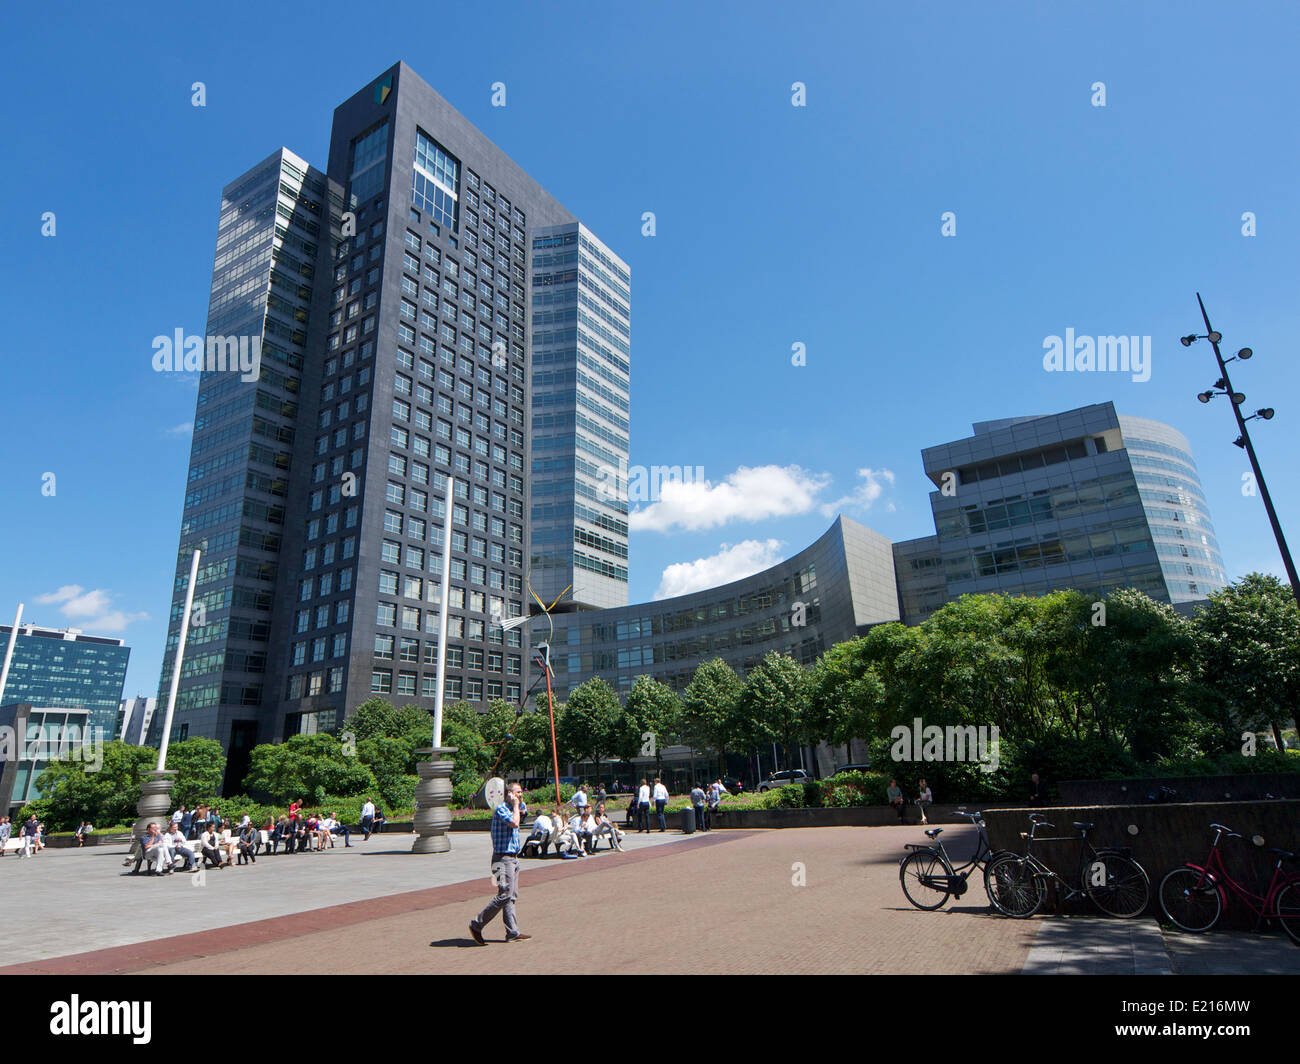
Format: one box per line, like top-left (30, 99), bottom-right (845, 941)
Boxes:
top-left (371, 669), bottom-right (520, 703)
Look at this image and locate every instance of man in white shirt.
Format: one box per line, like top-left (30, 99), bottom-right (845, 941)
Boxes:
top-left (569, 785), bottom-right (589, 813)
top-left (571, 808), bottom-right (597, 854)
top-left (360, 799), bottom-right (376, 840)
top-left (635, 779), bottom-right (651, 833)
top-left (322, 813), bottom-right (352, 847)
top-left (167, 824), bottom-right (197, 871)
top-left (523, 811), bottom-right (553, 858)
top-left (652, 778), bottom-right (670, 832)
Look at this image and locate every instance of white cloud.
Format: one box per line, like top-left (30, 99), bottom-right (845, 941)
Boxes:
top-left (819, 467), bottom-right (896, 518)
top-left (165, 421), bottom-right (194, 436)
top-left (34, 585), bottom-right (148, 633)
top-left (630, 465), bottom-right (830, 533)
top-left (654, 539), bottom-right (786, 599)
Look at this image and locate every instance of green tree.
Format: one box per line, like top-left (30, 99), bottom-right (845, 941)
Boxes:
top-left (166, 737), bottom-right (227, 807)
top-left (560, 676), bottom-right (623, 780)
top-left (739, 652), bottom-right (810, 772)
top-left (624, 675), bottom-right (682, 778)
top-left (1194, 573), bottom-right (1300, 753)
top-left (243, 733), bottom-right (377, 804)
top-left (681, 658), bottom-right (745, 778)
top-left (807, 637), bottom-right (887, 748)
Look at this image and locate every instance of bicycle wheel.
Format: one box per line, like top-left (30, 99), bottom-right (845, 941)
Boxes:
top-left (1272, 880), bottom-right (1300, 947)
top-left (985, 853), bottom-right (1045, 918)
top-left (1085, 852), bottom-right (1151, 918)
top-left (1158, 867), bottom-right (1221, 933)
top-left (899, 849), bottom-right (953, 911)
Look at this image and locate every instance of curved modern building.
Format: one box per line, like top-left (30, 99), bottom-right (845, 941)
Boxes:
top-left (898, 402), bottom-right (1226, 625)
top-left (543, 516), bottom-right (899, 700)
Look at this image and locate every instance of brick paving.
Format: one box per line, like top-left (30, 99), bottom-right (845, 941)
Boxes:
top-left (5, 825), bottom-right (1040, 975)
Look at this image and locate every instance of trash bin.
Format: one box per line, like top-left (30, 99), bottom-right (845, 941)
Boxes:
top-left (680, 806), bottom-right (696, 834)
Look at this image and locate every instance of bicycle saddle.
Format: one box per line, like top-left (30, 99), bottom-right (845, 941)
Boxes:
top-left (1072, 822), bottom-right (1094, 832)
top-left (925, 828), bottom-right (943, 838)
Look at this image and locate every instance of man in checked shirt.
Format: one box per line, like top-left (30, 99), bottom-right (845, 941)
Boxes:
top-left (468, 781), bottom-right (533, 944)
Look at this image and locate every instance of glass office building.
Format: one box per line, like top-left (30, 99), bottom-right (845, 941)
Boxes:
top-left (0, 624), bottom-right (129, 739)
top-left (154, 63), bottom-right (627, 764)
top-left (150, 149), bottom-right (340, 774)
top-left (0, 624), bottom-right (129, 811)
top-left (529, 222), bottom-right (631, 612)
top-left (894, 402), bottom-right (1226, 624)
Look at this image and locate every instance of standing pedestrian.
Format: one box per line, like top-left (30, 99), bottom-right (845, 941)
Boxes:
top-left (652, 777), bottom-right (669, 832)
top-left (690, 782), bottom-right (706, 832)
top-left (636, 778), bottom-right (651, 833)
top-left (360, 798), bottom-right (375, 840)
top-left (468, 782), bottom-right (531, 945)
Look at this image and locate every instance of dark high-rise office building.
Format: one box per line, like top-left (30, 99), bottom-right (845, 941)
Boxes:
top-left (155, 63), bottom-right (628, 766)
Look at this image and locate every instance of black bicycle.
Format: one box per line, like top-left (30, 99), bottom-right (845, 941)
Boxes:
top-left (985, 816), bottom-right (1150, 919)
top-left (898, 810), bottom-right (1012, 910)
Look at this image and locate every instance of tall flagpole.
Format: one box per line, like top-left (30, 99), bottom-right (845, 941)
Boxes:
top-left (0, 603), bottom-right (23, 707)
top-left (413, 476), bottom-right (458, 853)
top-left (157, 549), bottom-right (201, 770)
top-left (130, 548), bottom-right (200, 861)
top-left (432, 477), bottom-right (455, 749)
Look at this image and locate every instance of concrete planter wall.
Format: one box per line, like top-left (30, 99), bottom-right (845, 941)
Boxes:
top-left (983, 799), bottom-right (1300, 929)
top-left (1057, 774), bottom-right (1300, 807)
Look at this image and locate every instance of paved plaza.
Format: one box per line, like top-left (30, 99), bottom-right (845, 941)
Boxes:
top-left (1, 824), bottom-right (1293, 975)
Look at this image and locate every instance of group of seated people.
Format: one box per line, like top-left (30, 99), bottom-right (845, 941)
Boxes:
top-left (136, 805), bottom-right (352, 875)
top-left (521, 801), bottom-right (625, 858)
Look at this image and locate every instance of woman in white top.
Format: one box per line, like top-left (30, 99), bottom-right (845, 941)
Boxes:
top-left (525, 811), bottom-right (553, 857)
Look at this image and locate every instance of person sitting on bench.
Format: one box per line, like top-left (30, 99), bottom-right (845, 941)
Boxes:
top-left (571, 807), bottom-right (598, 854)
top-left (199, 825), bottom-right (226, 868)
top-left (141, 823), bottom-right (174, 875)
top-left (236, 822), bottom-right (257, 865)
top-left (593, 802), bottom-right (625, 851)
top-left (522, 810), bottom-right (553, 857)
top-left (323, 813), bottom-right (351, 847)
top-left (167, 823), bottom-right (197, 871)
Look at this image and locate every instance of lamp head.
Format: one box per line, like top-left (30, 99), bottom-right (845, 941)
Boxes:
top-left (1259, 407), bottom-right (1275, 420)
top-left (1207, 331), bottom-right (1222, 343)
top-left (1237, 347), bottom-right (1253, 360)
top-left (1231, 392), bottom-right (1246, 406)
top-left (1196, 392), bottom-right (1212, 404)
top-left (1180, 335), bottom-right (1197, 347)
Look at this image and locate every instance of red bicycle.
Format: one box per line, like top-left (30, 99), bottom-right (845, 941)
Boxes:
top-left (1158, 822), bottom-right (1300, 945)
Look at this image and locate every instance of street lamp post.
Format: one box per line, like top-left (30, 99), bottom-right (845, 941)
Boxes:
top-left (1182, 294), bottom-right (1300, 607)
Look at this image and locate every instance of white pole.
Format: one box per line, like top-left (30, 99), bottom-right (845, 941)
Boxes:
top-left (0, 603), bottom-right (23, 707)
top-left (432, 476), bottom-right (455, 748)
top-left (157, 549), bottom-right (201, 771)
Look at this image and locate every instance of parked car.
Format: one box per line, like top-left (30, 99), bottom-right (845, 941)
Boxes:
top-left (830, 763), bottom-right (872, 776)
top-left (757, 769), bottom-right (812, 792)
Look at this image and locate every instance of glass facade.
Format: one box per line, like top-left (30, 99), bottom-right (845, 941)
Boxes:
top-left (152, 149), bottom-right (340, 749)
top-left (529, 224), bottom-right (631, 611)
top-left (0, 626), bottom-right (128, 739)
top-left (895, 402), bottom-right (1226, 625)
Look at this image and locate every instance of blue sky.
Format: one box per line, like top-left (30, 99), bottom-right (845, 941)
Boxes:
top-left (2, 0), bottom-right (1298, 702)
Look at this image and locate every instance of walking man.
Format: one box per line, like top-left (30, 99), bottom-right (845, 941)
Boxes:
top-left (468, 781), bottom-right (532, 944)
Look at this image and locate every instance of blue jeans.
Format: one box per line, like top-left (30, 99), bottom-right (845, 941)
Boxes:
top-left (692, 804), bottom-right (705, 832)
top-left (655, 799), bottom-right (667, 830)
top-left (636, 803), bottom-right (649, 831)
